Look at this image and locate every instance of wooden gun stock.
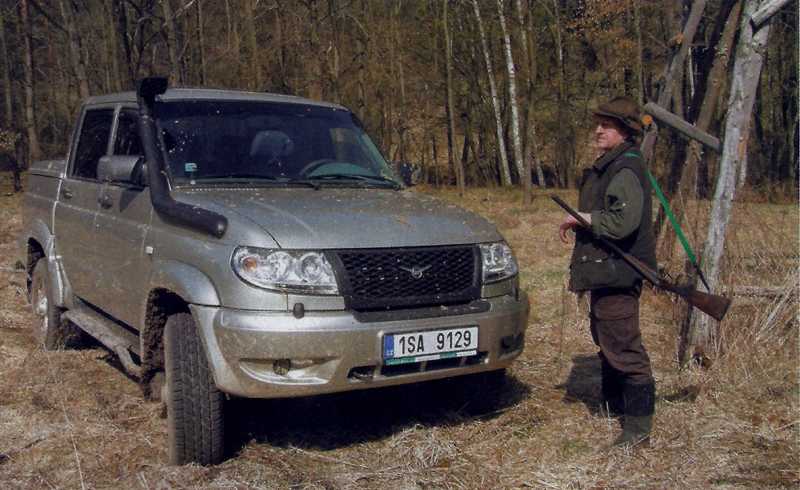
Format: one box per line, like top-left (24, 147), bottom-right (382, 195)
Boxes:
top-left (551, 195), bottom-right (732, 322)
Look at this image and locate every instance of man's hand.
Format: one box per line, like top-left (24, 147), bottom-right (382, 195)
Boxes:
top-left (559, 212), bottom-right (592, 243)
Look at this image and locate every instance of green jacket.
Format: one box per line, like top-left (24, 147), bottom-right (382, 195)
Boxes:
top-left (569, 141), bottom-right (657, 292)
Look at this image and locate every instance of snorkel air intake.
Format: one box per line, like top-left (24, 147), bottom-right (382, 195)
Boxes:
top-left (136, 77), bottom-right (228, 238)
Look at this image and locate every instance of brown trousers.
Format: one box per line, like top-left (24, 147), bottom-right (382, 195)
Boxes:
top-left (589, 287), bottom-right (653, 385)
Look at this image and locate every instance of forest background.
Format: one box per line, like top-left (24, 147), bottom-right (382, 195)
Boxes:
top-left (0, 0), bottom-right (796, 200)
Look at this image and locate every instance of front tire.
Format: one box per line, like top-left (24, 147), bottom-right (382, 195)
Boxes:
top-left (164, 312), bottom-right (225, 465)
top-left (30, 259), bottom-right (84, 349)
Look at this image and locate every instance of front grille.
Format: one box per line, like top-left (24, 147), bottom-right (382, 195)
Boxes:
top-left (333, 245), bottom-right (480, 310)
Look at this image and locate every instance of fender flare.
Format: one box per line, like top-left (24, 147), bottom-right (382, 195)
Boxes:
top-left (148, 260), bottom-right (220, 306)
top-left (23, 222), bottom-right (69, 307)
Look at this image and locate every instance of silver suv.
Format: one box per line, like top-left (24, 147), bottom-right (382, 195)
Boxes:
top-left (19, 78), bottom-right (529, 465)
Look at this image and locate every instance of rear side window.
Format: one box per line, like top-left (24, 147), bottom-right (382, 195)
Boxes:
top-left (113, 110), bottom-right (142, 156)
top-left (73, 108), bottom-right (114, 179)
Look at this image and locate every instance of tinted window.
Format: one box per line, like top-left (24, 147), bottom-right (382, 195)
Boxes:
top-left (154, 101), bottom-right (396, 184)
top-left (113, 110), bottom-right (142, 156)
top-left (73, 109), bottom-right (114, 179)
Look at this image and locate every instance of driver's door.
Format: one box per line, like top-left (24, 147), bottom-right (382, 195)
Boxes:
top-left (92, 107), bottom-right (154, 327)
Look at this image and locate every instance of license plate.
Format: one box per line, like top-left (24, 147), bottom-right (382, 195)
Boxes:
top-left (383, 326), bottom-right (478, 365)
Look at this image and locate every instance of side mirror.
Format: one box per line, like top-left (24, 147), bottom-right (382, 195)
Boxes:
top-left (97, 155), bottom-right (145, 185)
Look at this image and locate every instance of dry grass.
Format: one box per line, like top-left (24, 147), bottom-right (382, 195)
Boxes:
top-left (0, 174), bottom-right (797, 489)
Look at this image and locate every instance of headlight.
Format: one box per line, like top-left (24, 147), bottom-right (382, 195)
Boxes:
top-left (479, 242), bottom-right (518, 284)
top-left (232, 247), bottom-right (339, 294)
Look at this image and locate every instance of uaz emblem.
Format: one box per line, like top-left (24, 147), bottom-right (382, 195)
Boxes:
top-left (398, 264), bottom-right (432, 279)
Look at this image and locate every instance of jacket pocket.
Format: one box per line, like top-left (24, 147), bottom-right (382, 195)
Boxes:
top-left (570, 256), bottom-right (620, 291)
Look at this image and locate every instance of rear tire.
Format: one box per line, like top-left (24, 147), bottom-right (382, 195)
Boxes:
top-left (30, 260), bottom-right (84, 350)
top-left (164, 312), bottom-right (225, 465)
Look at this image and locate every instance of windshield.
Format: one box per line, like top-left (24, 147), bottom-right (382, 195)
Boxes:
top-left (154, 100), bottom-right (398, 186)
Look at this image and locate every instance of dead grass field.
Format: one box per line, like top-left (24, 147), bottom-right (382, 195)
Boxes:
top-left (0, 174), bottom-right (797, 489)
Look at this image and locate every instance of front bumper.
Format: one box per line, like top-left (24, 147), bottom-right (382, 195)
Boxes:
top-left (190, 291), bottom-right (529, 398)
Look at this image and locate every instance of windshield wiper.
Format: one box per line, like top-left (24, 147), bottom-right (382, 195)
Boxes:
top-left (182, 174), bottom-right (320, 189)
top-left (305, 173), bottom-right (401, 189)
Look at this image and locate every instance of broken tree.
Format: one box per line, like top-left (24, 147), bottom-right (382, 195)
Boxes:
top-left (679, 0), bottom-right (775, 366)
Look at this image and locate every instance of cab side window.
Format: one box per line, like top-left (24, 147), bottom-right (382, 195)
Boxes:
top-left (73, 109), bottom-right (114, 180)
top-left (114, 110), bottom-right (142, 156)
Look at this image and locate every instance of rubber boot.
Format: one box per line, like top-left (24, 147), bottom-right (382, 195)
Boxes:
top-left (613, 380), bottom-right (655, 448)
top-left (600, 360), bottom-right (624, 417)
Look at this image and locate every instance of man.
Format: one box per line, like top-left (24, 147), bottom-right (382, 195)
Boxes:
top-left (559, 96), bottom-right (657, 447)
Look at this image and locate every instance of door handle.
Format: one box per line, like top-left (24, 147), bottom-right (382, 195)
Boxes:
top-left (98, 194), bottom-right (113, 209)
top-left (61, 188), bottom-right (73, 199)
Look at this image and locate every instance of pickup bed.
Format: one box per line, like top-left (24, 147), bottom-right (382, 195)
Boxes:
top-left (19, 78), bottom-right (529, 465)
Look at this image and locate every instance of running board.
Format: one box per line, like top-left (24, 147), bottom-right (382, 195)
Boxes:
top-left (63, 306), bottom-right (142, 378)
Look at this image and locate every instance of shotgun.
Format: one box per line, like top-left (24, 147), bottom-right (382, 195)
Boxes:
top-left (551, 195), bottom-right (731, 322)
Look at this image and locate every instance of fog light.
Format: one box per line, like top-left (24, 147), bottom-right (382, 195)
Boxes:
top-left (273, 359), bottom-right (291, 376)
top-left (501, 333), bottom-right (523, 352)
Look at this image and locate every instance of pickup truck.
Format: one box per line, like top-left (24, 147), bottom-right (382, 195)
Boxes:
top-left (19, 78), bottom-right (529, 465)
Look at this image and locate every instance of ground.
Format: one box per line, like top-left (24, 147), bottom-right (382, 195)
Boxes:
top-left (0, 174), bottom-right (797, 488)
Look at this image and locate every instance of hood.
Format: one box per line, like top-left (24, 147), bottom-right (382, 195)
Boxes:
top-left (173, 187), bottom-right (501, 249)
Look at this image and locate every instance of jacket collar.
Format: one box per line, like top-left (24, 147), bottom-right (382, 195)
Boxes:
top-left (593, 141), bottom-right (635, 172)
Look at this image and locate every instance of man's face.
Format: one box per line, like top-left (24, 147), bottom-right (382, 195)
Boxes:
top-left (594, 116), bottom-right (628, 152)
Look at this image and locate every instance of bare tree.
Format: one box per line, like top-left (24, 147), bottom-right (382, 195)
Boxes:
top-left (471, 0), bottom-right (511, 186)
top-left (0, 11), bottom-right (13, 126)
top-left (443, 0), bottom-right (464, 195)
top-left (497, 0), bottom-right (524, 185)
top-left (680, 0), bottom-right (773, 365)
top-left (659, 0), bottom-right (744, 258)
top-left (515, 0), bottom-right (545, 195)
top-left (18, 0), bottom-right (42, 161)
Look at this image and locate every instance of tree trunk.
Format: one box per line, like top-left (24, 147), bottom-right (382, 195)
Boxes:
top-left (551, 0), bottom-right (571, 188)
top-left (18, 0), bottom-right (41, 161)
top-left (443, 0), bottom-right (463, 195)
top-left (161, 0), bottom-right (182, 86)
top-left (196, 0), bottom-right (206, 85)
top-left (515, 0), bottom-right (545, 192)
top-left (497, 0), bottom-right (524, 187)
top-left (472, 0), bottom-right (511, 186)
top-left (241, 0), bottom-right (261, 90)
top-left (59, 0), bottom-right (90, 99)
top-left (660, 0), bottom-right (744, 258)
top-left (0, 12), bottom-right (13, 127)
top-left (680, 0), bottom-right (772, 366)
top-left (641, 0), bottom-right (708, 164)
top-left (634, 0), bottom-right (645, 104)
top-left (112, 0), bottom-right (134, 85)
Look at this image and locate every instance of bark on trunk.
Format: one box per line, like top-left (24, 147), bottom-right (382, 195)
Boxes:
top-left (497, 0), bottom-right (525, 185)
top-left (19, 0), bottom-right (42, 161)
top-left (197, 0), bottom-right (206, 85)
top-left (112, 0), bottom-right (133, 85)
top-left (161, 0), bottom-right (182, 86)
top-left (515, 0), bottom-right (545, 191)
top-left (241, 0), bottom-right (261, 90)
top-left (680, 0), bottom-right (772, 366)
top-left (59, 0), bottom-right (90, 100)
top-left (634, 0), bottom-right (645, 103)
top-left (443, 1), bottom-right (464, 195)
top-left (0, 12), bottom-right (13, 126)
top-left (472, 0), bottom-right (511, 186)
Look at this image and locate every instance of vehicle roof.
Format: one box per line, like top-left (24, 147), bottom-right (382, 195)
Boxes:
top-left (85, 88), bottom-right (347, 110)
